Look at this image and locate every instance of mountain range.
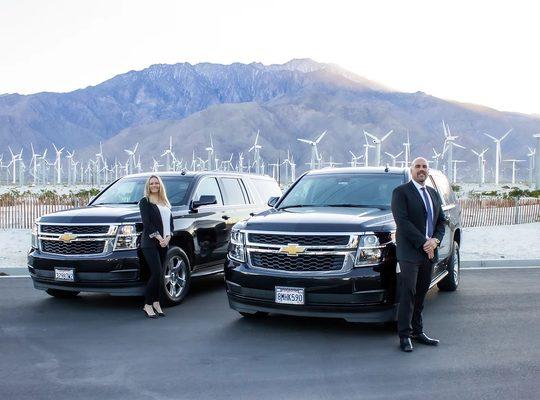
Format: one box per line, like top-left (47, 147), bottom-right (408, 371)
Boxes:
top-left (1, 58), bottom-right (539, 181)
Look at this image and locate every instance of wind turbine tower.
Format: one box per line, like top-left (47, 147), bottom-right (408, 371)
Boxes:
top-left (527, 147), bottom-right (536, 186)
top-left (503, 159), bottom-right (524, 185)
top-left (483, 129), bottom-right (512, 185)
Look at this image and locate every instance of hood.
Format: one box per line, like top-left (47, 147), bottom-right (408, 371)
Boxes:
top-left (243, 207), bottom-right (395, 232)
top-left (38, 204), bottom-right (188, 224)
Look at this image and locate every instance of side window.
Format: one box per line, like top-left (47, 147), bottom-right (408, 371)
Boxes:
top-left (250, 178), bottom-right (282, 205)
top-left (220, 178), bottom-right (247, 205)
top-left (193, 177), bottom-right (223, 205)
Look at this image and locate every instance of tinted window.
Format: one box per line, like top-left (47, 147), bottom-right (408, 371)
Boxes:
top-left (221, 178), bottom-right (247, 205)
top-left (93, 176), bottom-right (193, 206)
top-left (193, 177), bottom-right (223, 205)
top-left (279, 173), bottom-right (403, 209)
top-left (431, 174), bottom-right (454, 204)
top-left (250, 177), bottom-right (282, 205)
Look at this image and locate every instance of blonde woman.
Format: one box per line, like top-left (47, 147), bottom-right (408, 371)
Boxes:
top-left (138, 175), bottom-right (174, 318)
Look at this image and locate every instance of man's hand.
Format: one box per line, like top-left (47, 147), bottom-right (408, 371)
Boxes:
top-left (423, 239), bottom-right (438, 259)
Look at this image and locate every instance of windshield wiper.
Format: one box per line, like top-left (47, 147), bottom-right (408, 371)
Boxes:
top-left (278, 204), bottom-right (317, 210)
top-left (94, 201), bottom-right (138, 205)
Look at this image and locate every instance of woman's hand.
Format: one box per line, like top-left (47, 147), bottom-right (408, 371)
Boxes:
top-left (159, 236), bottom-right (171, 248)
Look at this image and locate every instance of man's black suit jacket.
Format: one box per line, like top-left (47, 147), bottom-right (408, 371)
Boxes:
top-left (138, 197), bottom-right (174, 249)
top-left (391, 181), bottom-right (445, 263)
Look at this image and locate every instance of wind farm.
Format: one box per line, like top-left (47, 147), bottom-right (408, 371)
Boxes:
top-left (1, 121), bottom-right (539, 192)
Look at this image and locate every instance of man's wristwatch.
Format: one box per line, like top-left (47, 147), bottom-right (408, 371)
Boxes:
top-left (433, 238), bottom-right (440, 247)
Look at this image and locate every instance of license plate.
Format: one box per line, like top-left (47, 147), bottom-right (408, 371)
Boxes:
top-left (275, 286), bottom-right (305, 305)
top-left (55, 268), bottom-right (74, 282)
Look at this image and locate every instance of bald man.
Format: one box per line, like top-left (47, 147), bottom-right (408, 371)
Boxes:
top-left (391, 157), bottom-right (446, 352)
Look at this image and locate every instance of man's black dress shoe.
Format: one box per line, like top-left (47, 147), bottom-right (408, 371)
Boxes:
top-left (411, 332), bottom-right (439, 346)
top-left (399, 338), bottom-right (413, 352)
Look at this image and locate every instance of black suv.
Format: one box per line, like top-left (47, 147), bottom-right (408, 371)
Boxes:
top-left (225, 167), bottom-right (461, 322)
top-left (29, 171), bottom-right (281, 305)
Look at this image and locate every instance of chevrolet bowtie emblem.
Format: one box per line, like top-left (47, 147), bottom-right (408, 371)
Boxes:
top-left (59, 233), bottom-right (77, 243)
top-left (279, 243), bottom-right (306, 257)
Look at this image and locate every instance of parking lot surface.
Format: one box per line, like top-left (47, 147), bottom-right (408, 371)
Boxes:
top-left (1, 268), bottom-right (539, 400)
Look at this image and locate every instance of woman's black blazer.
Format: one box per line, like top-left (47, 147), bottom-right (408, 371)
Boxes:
top-left (138, 197), bottom-right (174, 248)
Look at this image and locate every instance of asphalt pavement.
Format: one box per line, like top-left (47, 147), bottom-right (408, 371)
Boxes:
top-left (1, 269), bottom-right (539, 400)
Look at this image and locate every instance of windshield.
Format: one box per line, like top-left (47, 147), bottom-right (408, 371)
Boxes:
top-left (92, 176), bottom-right (194, 206)
top-left (278, 173), bottom-right (404, 209)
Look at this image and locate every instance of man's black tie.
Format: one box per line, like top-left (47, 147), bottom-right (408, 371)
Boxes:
top-left (421, 187), bottom-right (434, 238)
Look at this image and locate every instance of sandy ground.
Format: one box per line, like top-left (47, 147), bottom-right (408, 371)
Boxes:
top-left (1, 223), bottom-right (539, 267)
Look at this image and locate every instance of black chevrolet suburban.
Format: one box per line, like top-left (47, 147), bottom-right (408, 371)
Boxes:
top-left (225, 167), bottom-right (461, 322)
top-left (29, 171), bottom-right (281, 305)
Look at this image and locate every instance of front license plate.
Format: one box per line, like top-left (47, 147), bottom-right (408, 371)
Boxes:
top-left (55, 268), bottom-right (74, 282)
top-left (275, 286), bottom-right (305, 305)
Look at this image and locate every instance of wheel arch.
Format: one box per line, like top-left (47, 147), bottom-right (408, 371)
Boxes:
top-left (170, 231), bottom-right (195, 268)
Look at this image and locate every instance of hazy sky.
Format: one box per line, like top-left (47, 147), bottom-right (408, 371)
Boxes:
top-left (1, 0), bottom-right (539, 114)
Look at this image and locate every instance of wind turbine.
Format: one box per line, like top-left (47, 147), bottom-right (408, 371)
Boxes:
top-left (222, 154), bottom-right (234, 171)
top-left (52, 143), bottom-right (64, 184)
top-left (403, 131), bottom-right (411, 166)
top-left (527, 147), bottom-right (536, 186)
top-left (151, 158), bottom-right (163, 172)
top-left (483, 128), bottom-right (512, 185)
top-left (66, 150), bottom-right (75, 185)
top-left (503, 159), bottom-right (524, 185)
top-left (249, 130), bottom-right (263, 174)
top-left (237, 152), bottom-right (244, 173)
top-left (205, 135), bottom-right (215, 171)
top-left (471, 148), bottom-right (489, 185)
top-left (124, 143), bottom-right (139, 174)
top-left (442, 121), bottom-right (465, 183)
top-left (363, 129), bottom-right (393, 167)
top-left (432, 148), bottom-right (443, 170)
top-left (363, 136), bottom-right (375, 167)
top-left (348, 151), bottom-right (363, 167)
top-left (384, 150), bottom-right (403, 167)
top-left (8, 147), bottom-right (23, 185)
top-left (161, 136), bottom-right (174, 171)
top-left (297, 130), bottom-right (327, 170)
top-left (29, 143), bottom-right (41, 185)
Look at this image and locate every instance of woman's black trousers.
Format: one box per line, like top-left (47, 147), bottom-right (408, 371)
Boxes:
top-left (141, 245), bottom-right (168, 305)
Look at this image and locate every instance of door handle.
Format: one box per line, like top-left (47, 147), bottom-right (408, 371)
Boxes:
top-left (222, 215), bottom-right (230, 220)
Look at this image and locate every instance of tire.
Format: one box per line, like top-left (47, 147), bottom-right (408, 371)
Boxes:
top-left (160, 246), bottom-right (191, 306)
top-left (437, 241), bottom-right (460, 291)
top-left (239, 311), bottom-right (269, 318)
top-left (46, 289), bottom-right (80, 298)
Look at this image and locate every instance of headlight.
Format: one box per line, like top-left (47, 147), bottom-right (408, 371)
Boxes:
top-left (354, 234), bottom-right (383, 267)
top-left (228, 229), bottom-right (246, 262)
top-left (114, 224), bottom-right (139, 250)
top-left (31, 222), bottom-right (38, 249)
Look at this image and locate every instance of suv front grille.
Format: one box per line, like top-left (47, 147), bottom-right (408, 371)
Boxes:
top-left (41, 225), bottom-right (110, 234)
top-left (41, 240), bottom-right (106, 255)
top-left (249, 252), bottom-right (345, 272)
top-left (248, 233), bottom-right (350, 246)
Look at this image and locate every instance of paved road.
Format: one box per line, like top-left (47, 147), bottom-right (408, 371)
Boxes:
top-left (1, 269), bottom-right (539, 400)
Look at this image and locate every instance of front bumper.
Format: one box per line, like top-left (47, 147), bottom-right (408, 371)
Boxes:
top-left (28, 248), bottom-right (146, 296)
top-left (225, 259), bottom-right (397, 323)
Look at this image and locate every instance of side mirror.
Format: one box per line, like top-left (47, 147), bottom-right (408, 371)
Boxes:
top-left (267, 196), bottom-right (279, 208)
top-left (190, 195), bottom-right (217, 211)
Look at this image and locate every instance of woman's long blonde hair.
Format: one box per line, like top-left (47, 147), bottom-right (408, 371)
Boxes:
top-left (144, 175), bottom-right (171, 208)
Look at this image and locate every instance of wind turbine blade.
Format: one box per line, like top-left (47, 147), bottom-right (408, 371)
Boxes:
top-left (315, 130), bottom-right (327, 144)
top-left (483, 133), bottom-right (497, 141)
top-left (381, 130), bottom-right (394, 142)
top-left (396, 151), bottom-right (403, 158)
top-left (500, 128), bottom-right (513, 141)
top-left (297, 139), bottom-right (312, 144)
top-left (471, 149), bottom-right (479, 156)
top-left (454, 143), bottom-right (466, 149)
top-left (363, 131), bottom-right (378, 142)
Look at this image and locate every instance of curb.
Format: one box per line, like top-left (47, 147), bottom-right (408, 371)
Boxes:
top-left (461, 259), bottom-right (540, 268)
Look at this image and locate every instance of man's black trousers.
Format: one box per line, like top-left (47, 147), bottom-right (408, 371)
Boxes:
top-left (397, 259), bottom-right (434, 338)
top-left (141, 245), bottom-right (168, 305)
